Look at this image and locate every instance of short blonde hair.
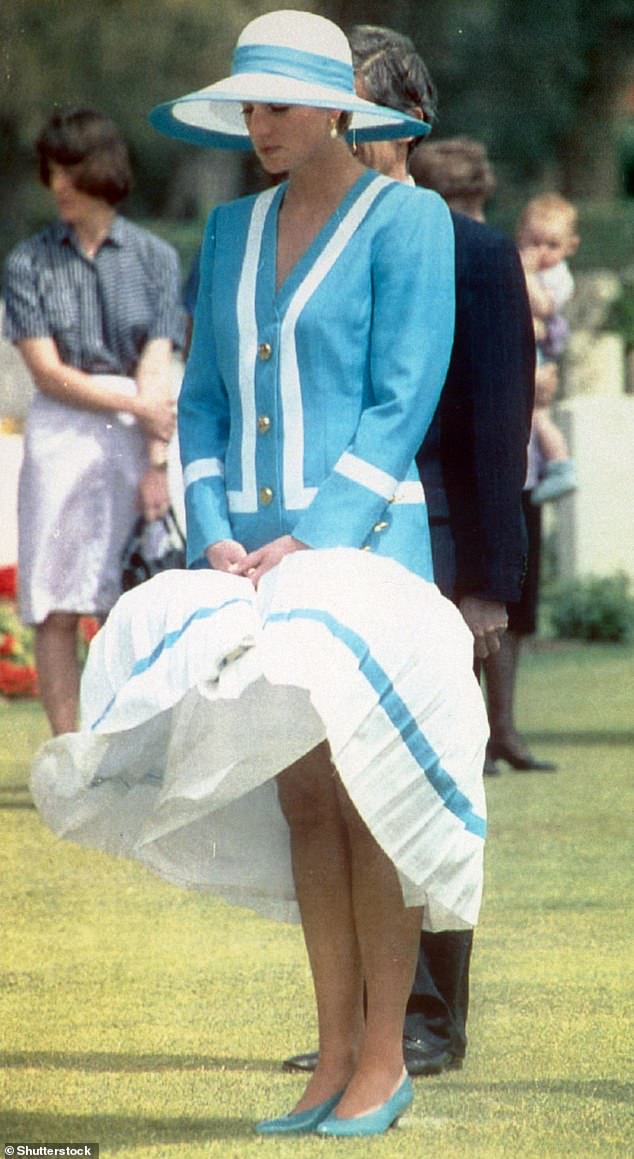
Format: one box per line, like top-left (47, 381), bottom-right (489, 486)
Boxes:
top-left (517, 193), bottom-right (578, 241)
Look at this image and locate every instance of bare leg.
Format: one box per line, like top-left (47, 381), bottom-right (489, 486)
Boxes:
top-left (278, 742), bottom-right (421, 1118)
top-left (335, 783), bottom-right (421, 1117)
top-left (35, 612), bottom-right (81, 735)
top-left (533, 407), bottom-right (569, 462)
top-left (277, 742), bottom-right (365, 1111)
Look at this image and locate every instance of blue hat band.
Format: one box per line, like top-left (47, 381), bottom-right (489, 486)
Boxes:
top-left (232, 43), bottom-right (354, 94)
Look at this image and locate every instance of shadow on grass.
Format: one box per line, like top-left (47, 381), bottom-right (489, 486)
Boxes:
top-left (0, 1050), bottom-right (280, 1074)
top-left (462, 1079), bottom-right (633, 1106)
top-left (0, 787), bottom-right (34, 809)
top-left (0, 1110), bottom-right (253, 1146)
top-left (525, 730), bottom-right (634, 747)
top-left (2, 1080), bottom-right (631, 1149)
top-left (4, 1054), bottom-right (633, 1104)
top-left (526, 727), bottom-right (634, 746)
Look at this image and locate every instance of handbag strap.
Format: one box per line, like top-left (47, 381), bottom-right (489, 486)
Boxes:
top-left (163, 506), bottom-right (186, 548)
top-left (121, 513), bottom-right (147, 559)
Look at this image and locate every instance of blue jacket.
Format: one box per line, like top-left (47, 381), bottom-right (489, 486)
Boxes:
top-left (179, 170), bottom-right (455, 580)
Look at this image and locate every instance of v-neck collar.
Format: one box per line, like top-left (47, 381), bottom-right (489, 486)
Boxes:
top-left (57, 214), bottom-right (124, 259)
top-left (264, 168), bottom-right (381, 308)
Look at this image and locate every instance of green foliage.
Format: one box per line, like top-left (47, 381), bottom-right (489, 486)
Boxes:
top-left (0, 1), bottom-right (282, 224)
top-left (1, 0), bottom-right (633, 266)
top-left (0, 601), bottom-right (35, 669)
top-left (607, 267), bottom-right (634, 347)
top-left (141, 216), bottom-right (208, 285)
top-left (342, 0), bottom-right (634, 199)
top-left (550, 572), bottom-right (634, 642)
top-left (571, 201), bottom-right (634, 272)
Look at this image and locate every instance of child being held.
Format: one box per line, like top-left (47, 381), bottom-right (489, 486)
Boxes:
top-left (517, 193), bottom-right (580, 504)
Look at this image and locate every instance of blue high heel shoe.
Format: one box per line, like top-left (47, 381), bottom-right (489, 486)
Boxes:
top-left (255, 1089), bottom-right (344, 1135)
top-left (316, 1073), bottom-right (413, 1137)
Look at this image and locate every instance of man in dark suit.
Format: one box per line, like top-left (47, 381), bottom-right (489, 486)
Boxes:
top-left (283, 24), bottom-right (534, 1078)
top-left (407, 207), bottom-right (533, 1073)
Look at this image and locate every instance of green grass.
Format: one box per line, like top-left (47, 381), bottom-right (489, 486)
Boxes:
top-left (1, 642), bottom-right (633, 1158)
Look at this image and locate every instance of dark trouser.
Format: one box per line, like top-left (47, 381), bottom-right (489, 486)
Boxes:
top-left (404, 929), bottom-right (473, 1056)
top-left (405, 518), bottom-right (474, 1057)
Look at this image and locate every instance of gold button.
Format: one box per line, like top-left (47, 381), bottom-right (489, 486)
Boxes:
top-left (259, 486), bottom-right (274, 506)
top-left (257, 414), bottom-right (271, 433)
top-left (258, 342), bottom-right (272, 360)
top-left (373, 521), bottom-right (389, 532)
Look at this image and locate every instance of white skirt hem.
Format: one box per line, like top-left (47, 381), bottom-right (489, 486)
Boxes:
top-left (30, 549), bottom-right (488, 932)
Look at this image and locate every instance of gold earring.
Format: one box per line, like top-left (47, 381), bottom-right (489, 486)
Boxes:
top-left (351, 129), bottom-right (358, 155)
top-left (330, 118), bottom-right (339, 139)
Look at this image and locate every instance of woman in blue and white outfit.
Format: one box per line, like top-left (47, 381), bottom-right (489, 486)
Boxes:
top-left (31, 10), bottom-right (488, 1138)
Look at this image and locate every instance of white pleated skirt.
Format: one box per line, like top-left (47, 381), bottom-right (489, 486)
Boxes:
top-left (31, 549), bottom-right (488, 931)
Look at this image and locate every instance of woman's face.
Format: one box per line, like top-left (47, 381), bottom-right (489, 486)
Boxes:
top-left (241, 103), bottom-right (338, 175)
top-left (48, 161), bottom-right (108, 225)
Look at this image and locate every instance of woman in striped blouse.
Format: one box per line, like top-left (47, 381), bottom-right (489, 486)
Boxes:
top-left (2, 108), bottom-right (183, 735)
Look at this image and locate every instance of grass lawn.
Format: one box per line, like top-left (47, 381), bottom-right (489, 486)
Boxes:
top-left (1, 640), bottom-right (633, 1158)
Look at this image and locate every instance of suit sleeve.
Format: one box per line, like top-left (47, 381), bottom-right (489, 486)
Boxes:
top-left (177, 211), bottom-right (233, 564)
top-left (442, 222), bottom-right (534, 603)
top-left (293, 189), bottom-right (455, 550)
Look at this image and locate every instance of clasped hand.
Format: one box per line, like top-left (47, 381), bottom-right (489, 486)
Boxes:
top-left (135, 396), bottom-right (177, 443)
top-left (206, 535), bottom-right (308, 586)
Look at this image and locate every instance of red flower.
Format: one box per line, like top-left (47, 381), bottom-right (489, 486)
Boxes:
top-left (0, 633), bottom-right (17, 655)
top-left (79, 616), bottom-right (100, 644)
top-left (0, 566), bottom-right (17, 600)
top-left (0, 659), bottom-right (39, 698)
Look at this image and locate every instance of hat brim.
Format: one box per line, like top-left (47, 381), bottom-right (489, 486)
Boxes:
top-left (149, 74), bottom-right (431, 150)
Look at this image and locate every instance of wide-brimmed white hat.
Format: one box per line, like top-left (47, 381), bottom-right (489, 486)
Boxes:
top-left (150, 9), bottom-right (431, 149)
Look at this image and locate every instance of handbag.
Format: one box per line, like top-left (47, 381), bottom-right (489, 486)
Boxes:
top-left (121, 506), bottom-right (186, 591)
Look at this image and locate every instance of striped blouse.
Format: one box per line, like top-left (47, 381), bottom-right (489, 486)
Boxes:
top-left (2, 215), bottom-right (184, 376)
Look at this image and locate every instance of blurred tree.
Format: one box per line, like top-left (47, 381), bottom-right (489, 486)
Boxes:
top-left (561, 0), bottom-right (634, 198)
top-left (1, 0), bottom-right (249, 215)
top-left (326, 0), bottom-right (634, 199)
top-left (483, 0), bottom-right (634, 198)
top-left (0, 0), bottom-right (312, 249)
top-left (0, 0), bottom-right (632, 265)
